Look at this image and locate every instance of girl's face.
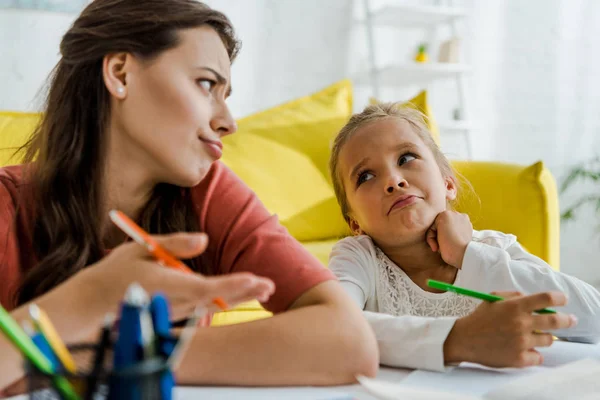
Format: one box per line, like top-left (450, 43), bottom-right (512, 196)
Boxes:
top-left (339, 117), bottom-right (457, 248)
top-left (108, 26), bottom-right (236, 187)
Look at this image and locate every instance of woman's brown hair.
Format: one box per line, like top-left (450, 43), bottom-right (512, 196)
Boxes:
top-left (16, 0), bottom-right (240, 305)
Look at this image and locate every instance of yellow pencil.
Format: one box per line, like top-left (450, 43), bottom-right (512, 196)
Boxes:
top-left (29, 304), bottom-right (77, 374)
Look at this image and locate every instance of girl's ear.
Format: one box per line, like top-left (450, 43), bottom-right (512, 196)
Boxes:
top-left (445, 176), bottom-right (457, 201)
top-left (349, 218), bottom-right (364, 236)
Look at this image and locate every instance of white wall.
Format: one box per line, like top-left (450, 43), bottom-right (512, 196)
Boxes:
top-left (1, 0), bottom-right (599, 283)
top-left (0, 9), bottom-right (75, 111)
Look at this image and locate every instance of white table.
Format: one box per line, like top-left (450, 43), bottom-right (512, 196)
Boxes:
top-left (174, 367), bottom-right (411, 400)
top-left (9, 341), bottom-right (600, 399)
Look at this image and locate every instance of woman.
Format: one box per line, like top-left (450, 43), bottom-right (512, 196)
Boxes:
top-left (0, 0), bottom-right (377, 391)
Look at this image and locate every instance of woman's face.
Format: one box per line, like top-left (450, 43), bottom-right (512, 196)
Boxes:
top-left (109, 26), bottom-right (236, 187)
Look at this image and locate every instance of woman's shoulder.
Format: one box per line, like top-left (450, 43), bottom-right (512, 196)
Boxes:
top-left (0, 164), bottom-right (25, 187)
top-left (0, 164), bottom-right (26, 209)
top-left (472, 229), bottom-right (517, 249)
top-left (190, 161), bottom-right (253, 207)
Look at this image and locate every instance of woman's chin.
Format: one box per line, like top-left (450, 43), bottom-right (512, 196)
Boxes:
top-left (168, 164), bottom-right (212, 188)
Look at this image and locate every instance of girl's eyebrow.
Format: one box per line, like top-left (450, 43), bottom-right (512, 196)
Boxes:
top-left (350, 157), bottom-right (370, 180)
top-left (348, 142), bottom-right (418, 179)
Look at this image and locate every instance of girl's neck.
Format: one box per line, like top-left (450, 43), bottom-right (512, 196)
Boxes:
top-left (378, 239), bottom-right (458, 293)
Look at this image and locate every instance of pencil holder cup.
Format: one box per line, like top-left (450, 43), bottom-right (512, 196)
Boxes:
top-left (24, 342), bottom-right (173, 400)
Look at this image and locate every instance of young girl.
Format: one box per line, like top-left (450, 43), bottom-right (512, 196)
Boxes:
top-left (328, 102), bottom-right (600, 371)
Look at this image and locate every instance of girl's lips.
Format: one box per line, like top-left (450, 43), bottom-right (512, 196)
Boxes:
top-left (388, 195), bottom-right (419, 214)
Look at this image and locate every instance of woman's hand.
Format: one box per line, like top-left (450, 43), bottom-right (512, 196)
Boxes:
top-left (426, 211), bottom-right (473, 268)
top-left (79, 232), bottom-right (275, 321)
top-left (444, 291), bottom-right (578, 368)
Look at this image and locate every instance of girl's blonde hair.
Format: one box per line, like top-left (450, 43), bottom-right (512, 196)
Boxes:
top-left (329, 102), bottom-right (459, 224)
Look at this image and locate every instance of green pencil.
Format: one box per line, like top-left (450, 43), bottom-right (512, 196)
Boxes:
top-left (0, 305), bottom-right (80, 400)
top-left (427, 279), bottom-right (556, 314)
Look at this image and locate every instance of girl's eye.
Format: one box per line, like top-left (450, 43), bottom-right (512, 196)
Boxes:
top-left (399, 153), bottom-right (417, 166)
top-left (357, 171), bottom-right (374, 186)
top-left (197, 79), bottom-right (216, 92)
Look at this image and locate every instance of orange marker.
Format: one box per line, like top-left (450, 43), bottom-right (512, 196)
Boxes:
top-left (109, 210), bottom-right (228, 310)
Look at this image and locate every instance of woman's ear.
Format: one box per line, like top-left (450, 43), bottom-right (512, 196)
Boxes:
top-left (103, 52), bottom-right (130, 99)
top-left (349, 218), bottom-right (364, 236)
top-left (445, 176), bottom-right (458, 201)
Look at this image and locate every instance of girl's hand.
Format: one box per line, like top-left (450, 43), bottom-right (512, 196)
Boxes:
top-left (444, 291), bottom-right (578, 368)
top-left (79, 232), bottom-right (275, 321)
top-left (426, 211), bottom-right (473, 268)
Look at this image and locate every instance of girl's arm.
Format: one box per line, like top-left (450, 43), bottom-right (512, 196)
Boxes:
top-left (330, 236), bottom-right (457, 372)
top-left (330, 235), bottom-right (577, 371)
top-left (460, 237), bottom-right (600, 342)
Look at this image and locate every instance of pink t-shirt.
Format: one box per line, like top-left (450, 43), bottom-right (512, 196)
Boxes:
top-left (0, 162), bottom-right (334, 311)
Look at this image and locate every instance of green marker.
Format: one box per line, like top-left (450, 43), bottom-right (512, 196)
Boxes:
top-left (0, 305), bottom-right (80, 400)
top-left (427, 279), bottom-right (557, 314)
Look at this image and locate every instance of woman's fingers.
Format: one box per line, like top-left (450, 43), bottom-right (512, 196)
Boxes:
top-left (196, 273), bottom-right (275, 309)
top-left (153, 232), bottom-right (209, 259)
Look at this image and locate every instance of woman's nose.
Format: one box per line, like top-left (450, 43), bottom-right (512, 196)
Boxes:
top-left (210, 102), bottom-right (237, 137)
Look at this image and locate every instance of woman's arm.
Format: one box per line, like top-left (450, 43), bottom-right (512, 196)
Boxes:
top-left (186, 164), bottom-right (378, 385)
top-left (0, 268), bottom-right (103, 390)
top-left (0, 233), bottom-right (273, 392)
top-left (176, 280), bottom-right (378, 386)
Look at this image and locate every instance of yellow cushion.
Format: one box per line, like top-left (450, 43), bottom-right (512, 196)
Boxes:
top-left (230, 79), bottom-right (352, 182)
top-left (0, 111), bottom-right (39, 167)
top-left (453, 160), bottom-right (560, 270)
top-left (221, 133), bottom-right (334, 227)
top-left (370, 90), bottom-right (440, 145)
top-left (222, 80), bottom-right (353, 241)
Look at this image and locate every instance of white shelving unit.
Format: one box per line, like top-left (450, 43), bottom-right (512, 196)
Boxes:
top-left (357, 62), bottom-right (470, 87)
top-left (370, 4), bottom-right (467, 27)
top-left (361, 0), bottom-right (474, 158)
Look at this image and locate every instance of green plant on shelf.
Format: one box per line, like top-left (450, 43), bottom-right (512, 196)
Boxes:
top-left (560, 157), bottom-right (600, 223)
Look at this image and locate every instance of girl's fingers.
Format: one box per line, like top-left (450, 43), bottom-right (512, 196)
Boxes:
top-left (532, 312), bottom-right (578, 331)
top-left (515, 349), bottom-right (543, 367)
top-left (529, 332), bottom-right (554, 348)
top-left (491, 291), bottom-right (523, 299)
top-left (426, 228), bottom-right (439, 252)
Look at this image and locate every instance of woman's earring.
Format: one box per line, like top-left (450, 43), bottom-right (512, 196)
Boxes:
top-left (117, 87), bottom-right (125, 95)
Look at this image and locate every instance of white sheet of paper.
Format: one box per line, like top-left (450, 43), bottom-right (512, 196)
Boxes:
top-left (537, 339), bottom-right (600, 367)
top-left (356, 375), bottom-right (481, 400)
top-left (485, 358), bottom-right (600, 400)
top-left (400, 363), bottom-right (548, 396)
top-left (401, 340), bottom-right (600, 396)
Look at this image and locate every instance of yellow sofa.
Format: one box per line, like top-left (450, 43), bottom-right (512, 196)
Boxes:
top-left (0, 98), bottom-right (560, 326)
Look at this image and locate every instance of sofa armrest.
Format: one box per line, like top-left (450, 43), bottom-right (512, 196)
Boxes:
top-left (452, 161), bottom-right (560, 270)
